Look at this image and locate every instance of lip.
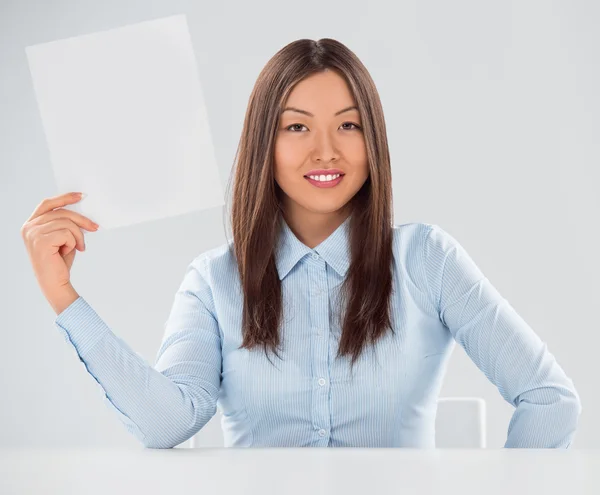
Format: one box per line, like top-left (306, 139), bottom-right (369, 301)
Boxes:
top-left (305, 174), bottom-right (344, 188)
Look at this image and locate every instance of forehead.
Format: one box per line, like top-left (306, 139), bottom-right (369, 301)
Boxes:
top-left (283, 70), bottom-right (357, 113)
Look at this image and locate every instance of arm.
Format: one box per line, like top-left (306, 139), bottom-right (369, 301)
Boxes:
top-left (421, 223), bottom-right (582, 448)
top-left (54, 255), bottom-right (222, 449)
top-left (47, 282), bottom-right (80, 316)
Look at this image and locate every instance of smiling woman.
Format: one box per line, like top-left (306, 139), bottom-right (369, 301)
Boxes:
top-left (226, 39), bottom-right (394, 373)
top-left (49, 38), bottom-right (581, 450)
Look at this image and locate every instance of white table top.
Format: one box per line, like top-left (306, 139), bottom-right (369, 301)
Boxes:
top-left (1, 447), bottom-right (598, 494)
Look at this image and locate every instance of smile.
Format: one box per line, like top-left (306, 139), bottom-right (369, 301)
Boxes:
top-left (304, 174), bottom-right (344, 188)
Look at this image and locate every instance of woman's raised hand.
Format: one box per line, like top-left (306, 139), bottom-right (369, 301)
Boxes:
top-left (21, 192), bottom-right (99, 303)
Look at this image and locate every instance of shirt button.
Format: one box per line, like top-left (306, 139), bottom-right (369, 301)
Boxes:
top-left (318, 429), bottom-right (327, 437)
top-left (318, 378), bottom-right (326, 386)
top-left (312, 253), bottom-right (319, 260)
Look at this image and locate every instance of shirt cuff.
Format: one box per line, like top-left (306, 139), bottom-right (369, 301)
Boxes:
top-left (54, 296), bottom-right (110, 357)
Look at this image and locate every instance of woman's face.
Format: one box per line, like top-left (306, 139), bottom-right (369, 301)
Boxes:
top-left (274, 69), bottom-right (369, 218)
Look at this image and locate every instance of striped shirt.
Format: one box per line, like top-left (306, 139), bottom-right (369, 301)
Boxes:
top-left (54, 215), bottom-right (582, 448)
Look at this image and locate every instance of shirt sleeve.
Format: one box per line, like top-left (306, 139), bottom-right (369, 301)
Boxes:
top-left (53, 254), bottom-right (222, 449)
top-left (421, 223), bottom-right (582, 448)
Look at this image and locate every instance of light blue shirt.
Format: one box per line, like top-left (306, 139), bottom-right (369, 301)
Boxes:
top-left (54, 215), bottom-right (582, 448)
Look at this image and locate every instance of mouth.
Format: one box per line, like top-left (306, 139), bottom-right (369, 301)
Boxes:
top-left (304, 173), bottom-right (345, 188)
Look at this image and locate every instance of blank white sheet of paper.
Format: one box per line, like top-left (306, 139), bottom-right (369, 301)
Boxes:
top-left (25, 14), bottom-right (224, 230)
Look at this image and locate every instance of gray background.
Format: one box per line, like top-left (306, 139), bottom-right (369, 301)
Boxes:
top-left (1, 0), bottom-right (598, 449)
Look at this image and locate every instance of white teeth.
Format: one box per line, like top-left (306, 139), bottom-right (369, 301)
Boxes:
top-left (308, 173), bottom-right (341, 181)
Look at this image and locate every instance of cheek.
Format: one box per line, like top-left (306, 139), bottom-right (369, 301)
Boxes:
top-left (347, 141), bottom-right (369, 177)
top-left (274, 141), bottom-right (304, 184)
top-left (348, 137), bottom-right (367, 160)
top-left (274, 139), bottom-right (303, 167)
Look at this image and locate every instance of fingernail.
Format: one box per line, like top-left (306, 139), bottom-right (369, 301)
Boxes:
top-left (80, 193), bottom-right (88, 201)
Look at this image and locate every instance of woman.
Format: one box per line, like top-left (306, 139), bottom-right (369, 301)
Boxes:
top-left (21, 38), bottom-right (581, 449)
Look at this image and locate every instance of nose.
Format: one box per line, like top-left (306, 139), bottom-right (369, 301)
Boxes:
top-left (311, 131), bottom-right (339, 163)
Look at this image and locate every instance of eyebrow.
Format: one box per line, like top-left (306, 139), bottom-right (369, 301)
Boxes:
top-left (280, 105), bottom-right (359, 117)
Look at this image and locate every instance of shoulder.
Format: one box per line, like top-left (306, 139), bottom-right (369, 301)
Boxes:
top-left (189, 239), bottom-right (238, 287)
top-left (391, 221), bottom-right (432, 236)
top-left (391, 221), bottom-right (435, 252)
top-left (392, 221), bottom-right (462, 255)
top-left (389, 221), bottom-right (434, 278)
top-left (175, 240), bottom-right (238, 314)
top-left (390, 221), bottom-right (469, 309)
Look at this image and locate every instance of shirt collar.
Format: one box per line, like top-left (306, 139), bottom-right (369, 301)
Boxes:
top-left (275, 213), bottom-right (352, 281)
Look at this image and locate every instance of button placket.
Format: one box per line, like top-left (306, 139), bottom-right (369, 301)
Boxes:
top-left (308, 254), bottom-right (331, 440)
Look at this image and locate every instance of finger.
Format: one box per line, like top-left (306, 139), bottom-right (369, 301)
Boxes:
top-left (26, 192), bottom-right (83, 223)
top-left (49, 229), bottom-right (77, 256)
top-left (36, 218), bottom-right (86, 252)
top-left (28, 206), bottom-right (99, 233)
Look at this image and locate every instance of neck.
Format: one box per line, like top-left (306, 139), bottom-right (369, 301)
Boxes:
top-left (281, 202), bottom-right (351, 249)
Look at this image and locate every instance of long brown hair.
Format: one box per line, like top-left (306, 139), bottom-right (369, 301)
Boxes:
top-left (224, 38), bottom-right (394, 374)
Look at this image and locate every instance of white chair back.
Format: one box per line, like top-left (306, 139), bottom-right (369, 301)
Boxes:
top-left (435, 397), bottom-right (487, 448)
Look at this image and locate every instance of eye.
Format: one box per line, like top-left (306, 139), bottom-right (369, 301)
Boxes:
top-left (286, 123), bottom-right (307, 132)
top-left (340, 122), bottom-right (361, 130)
top-left (285, 122), bottom-right (362, 132)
